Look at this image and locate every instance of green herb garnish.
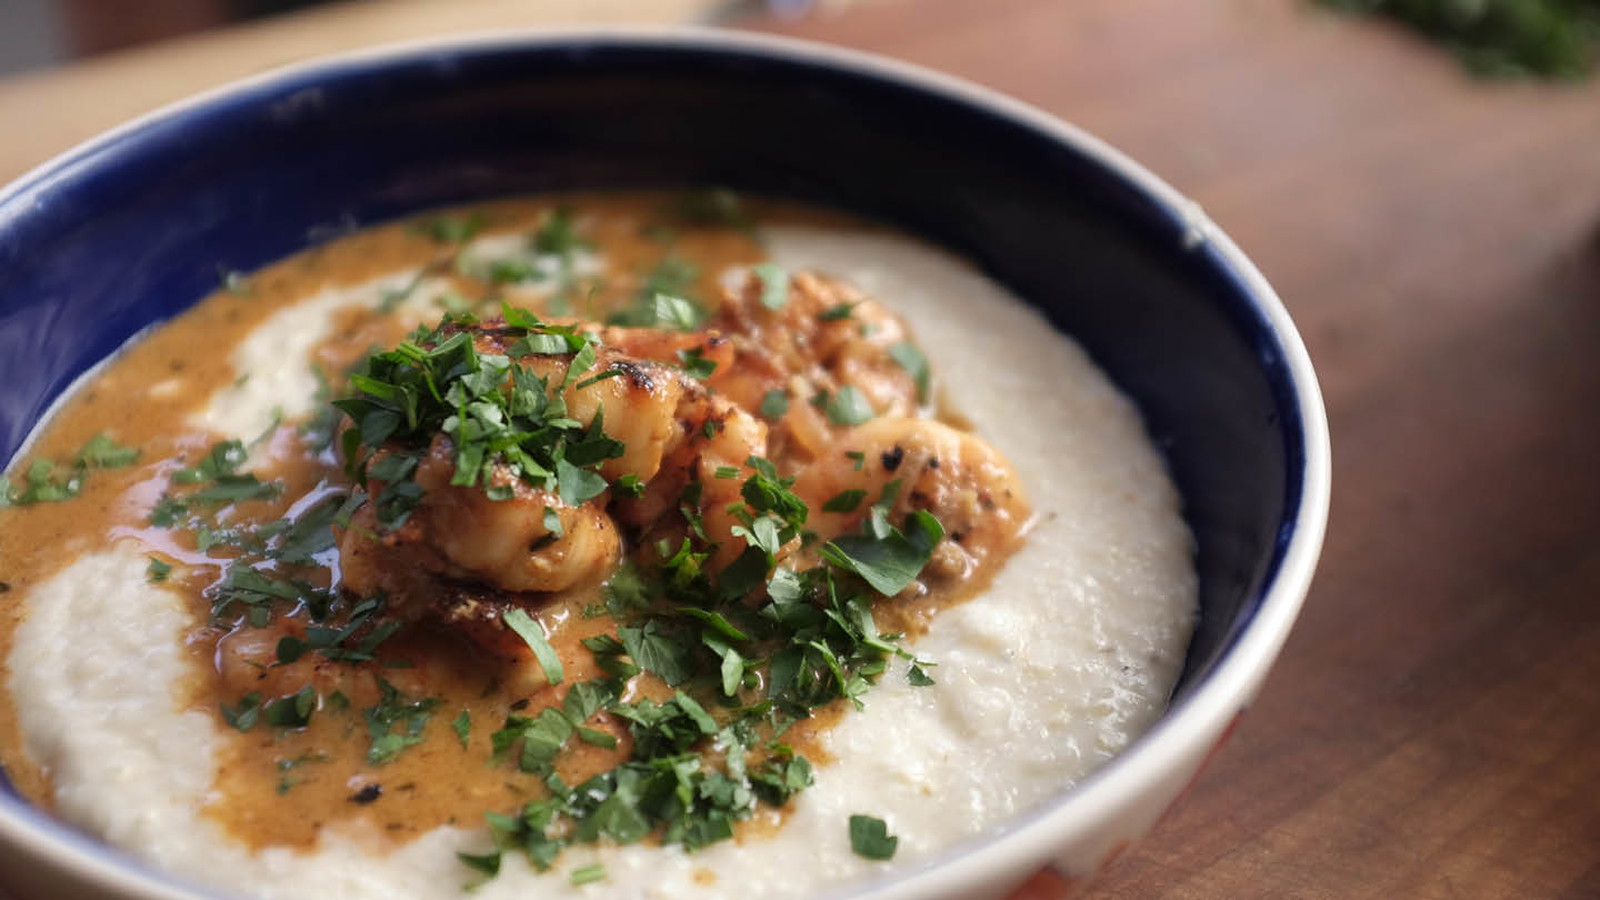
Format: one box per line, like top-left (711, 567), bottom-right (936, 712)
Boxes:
top-left (504, 607), bottom-right (565, 686)
top-left (146, 557), bottom-right (172, 583)
top-left (670, 188), bottom-right (758, 236)
top-left (1, 433), bottom-right (140, 507)
top-left (751, 262), bottom-right (789, 310)
top-left (759, 389), bottom-right (789, 419)
top-left (825, 385), bottom-right (876, 426)
top-left (415, 213), bottom-right (484, 244)
top-left (1316, 0), bottom-right (1600, 79)
top-left (888, 341), bottom-right (931, 403)
top-left (848, 814), bottom-right (899, 860)
top-left (365, 680), bottom-right (443, 765)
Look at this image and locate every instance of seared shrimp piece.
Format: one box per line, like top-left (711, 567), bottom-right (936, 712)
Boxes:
top-left (412, 437), bottom-right (622, 593)
top-left (339, 319), bottom-right (778, 623)
top-left (707, 270), bottom-right (927, 462)
top-left (610, 390), bottom-right (775, 572)
top-left (339, 436), bottom-right (620, 599)
top-left (466, 326), bottom-right (689, 485)
top-left (791, 417), bottom-right (1030, 587)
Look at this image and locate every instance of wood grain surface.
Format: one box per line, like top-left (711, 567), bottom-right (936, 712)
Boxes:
top-left (750, 1), bottom-right (1600, 896)
top-left (4, 0), bottom-right (1600, 897)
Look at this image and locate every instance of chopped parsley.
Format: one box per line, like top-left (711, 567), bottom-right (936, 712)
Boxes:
top-left (222, 692), bottom-right (264, 731)
top-left (640, 254), bottom-right (699, 299)
top-left (848, 814), bottom-right (898, 860)
top-left (825, 385), bottom-right (876, 426)
top-left (365, 680), bottom-right (443, 764)
top-left (275, 751), bottom-right (327, 795)
top-left (504, 607), bottom-right (565, 686)
top-left (146, 557), bottom-right (172, 583)
top-left (888, 341), bottom-right (931, 403)
top-left (677, 347), bottom-right (718, 380)
top-left (0, 433), bottom-right (140, 507)
top-left (78, 433), bottom-right (141, 468)
top-left (817, 302), bottom-right (856, 322)
top-left (608, 254), bottom-right (704, 329)
top-left (334, 310), bottom-right (624, 530)
top-left (532, 207), bottom-right (589, 257)
top-left (751, 263), bottom-right (789, 310)
top-left (126, 256), bottom-right (968, 883)
top-left (640, 293), bottom-right (704, 332)
top-left (669, 188), bottom-right (758, 236)
top-left (460, 452), bottom-right (949, 880)
top-left (822, 489), bottom-right (868, 513)
top-left (822, 509), bottom-right (944, 597)
top-left (415, 213), bottom-right (484, 244)
top-left (263, 685), bottom-right (318, 728)
top-left (759, 389), bottom-right (790, 419)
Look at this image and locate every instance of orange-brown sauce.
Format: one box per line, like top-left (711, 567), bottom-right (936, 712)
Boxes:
top-left (0, 192), bottom-right (1021, 856)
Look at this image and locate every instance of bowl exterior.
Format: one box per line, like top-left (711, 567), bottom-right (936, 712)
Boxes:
top-left (0, 28), bottom-right (1329, 900)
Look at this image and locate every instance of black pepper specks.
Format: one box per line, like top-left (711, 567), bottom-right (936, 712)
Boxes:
top-left (881, 446), bottom-right (905, 472)
top-left (350, 784), bottom-right (383, 805)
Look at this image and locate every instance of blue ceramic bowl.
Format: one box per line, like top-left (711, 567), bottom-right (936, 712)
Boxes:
top-left (0, 29), bottom-right (1329, 900)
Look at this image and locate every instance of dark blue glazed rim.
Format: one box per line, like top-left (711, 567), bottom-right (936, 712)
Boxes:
top-left (0, 29), bottom-right (1330, 900)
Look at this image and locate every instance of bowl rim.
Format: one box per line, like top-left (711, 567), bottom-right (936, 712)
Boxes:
top-left (0, 25), bottom-right (1331, 900)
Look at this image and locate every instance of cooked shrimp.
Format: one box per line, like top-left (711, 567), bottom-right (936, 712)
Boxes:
top-left (462, 321), bottom-right (776, 571)
top-left (412, 437), bottom-right (622, 593)
top-left (790, 417), bottom-right (1030, 587)
top-left (610, 390), bottom-right (775, 572)
top-left (338, 319), bottom-right (777, 620)
top-left (706, 270), bottom-right (927, 463)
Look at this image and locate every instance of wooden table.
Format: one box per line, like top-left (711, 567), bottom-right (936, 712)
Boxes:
top-left (5, 0), bottom-right (1600, 897)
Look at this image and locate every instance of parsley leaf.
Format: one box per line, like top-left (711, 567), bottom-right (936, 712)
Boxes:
top-left (821, 510), bottom-right (945, 596)
top-left (415, 213), bottom-right (484, 244)
top-left (822, 489), bottom-right (867, 513)
top-left (825, 385), bottom-right (876, 426)
top-left (677, 347), bottom-right (718, 380)
top-left (77, 433), bottom-right (140, 468)
top-left (849, 814), bottom-right (898, 860)
top-left (504, 607), bottom-right (564, 686)
top-left (751, 263), bottom-right (789, 310)
top-left (817, 302), bottom-right (856, 322)
top-left (364, 680), bottom-right (442, 764)
top-left (263, 685), bottom-right (317, 728)
top-left (649, 293), bottom-right (703, 332)
top-left (618, 620), bottom-right (694, 686)
top-left (759, 389), bottom-right (789, 419)
top-left (888, 341), bottom-right (931, 403)
top-left (222, 692), bottom-right (263, 731)
top-left (146, 557), bottom-right (172, 583)
top-left (670, 188), bottom-right (758, 235)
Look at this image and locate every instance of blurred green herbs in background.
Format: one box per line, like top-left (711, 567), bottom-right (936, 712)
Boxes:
top-left (1318, 0), bottom-right (1600, 79)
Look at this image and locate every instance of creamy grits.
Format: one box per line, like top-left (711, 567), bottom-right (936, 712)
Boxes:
top-left (0, 193), bottom-right (1194, 900)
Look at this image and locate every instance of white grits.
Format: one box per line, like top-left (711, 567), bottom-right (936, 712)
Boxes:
top-left (10, 226), bottom-right (1196, 900)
